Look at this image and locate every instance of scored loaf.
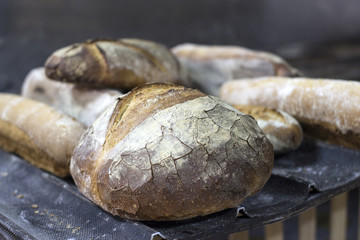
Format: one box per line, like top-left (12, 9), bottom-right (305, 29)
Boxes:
top-left (70, 83), bottom-right (274, 221)
top-left (220, 77), bottom-right (360, 149)
top-left (45, 39), bottom-right (187, 90)
top-left (21, 67), bottom-right (122, 126)
top-left (233, 105), bottom-right (303, 154)
top-left (0, 94), bottom-right (86, 177)
top-left (172, 43), bottom-right (300, 96)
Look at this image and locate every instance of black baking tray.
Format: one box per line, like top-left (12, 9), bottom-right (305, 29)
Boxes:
top-left (1, 137), bottom-right (360, 240)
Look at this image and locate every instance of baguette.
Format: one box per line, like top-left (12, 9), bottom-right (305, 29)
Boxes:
top-left (172, 43), bottom-right (300, 96)
top-left (220, 77), bottom-right (360, 149)
top-left (0, 94), bottom-right (86, 177)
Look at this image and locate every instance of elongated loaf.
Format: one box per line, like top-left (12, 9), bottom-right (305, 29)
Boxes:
top-left (45, 39), bottom-right (187, 90)
top-left (0, 94), bottom-right (86, 177)
top-left (70, 83), bottom-right (273, 221)
top-left (172, 43), bottom-right (300, 96)
top-left (21, 67), bottom-right (122, 126)
top-left (220, 77), bottom-right (360, 149)
top-left (233, 105), bottom-right (303, 154)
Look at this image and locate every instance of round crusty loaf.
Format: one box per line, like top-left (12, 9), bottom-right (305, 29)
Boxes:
top-left (233, 105), bottom-right (303, 154)
top-left (220, 77), bottom-right (360, 150)
top-left (45, 39), bottom-right (186, 90)
top-left (70, 83), bottom-right (274, 221)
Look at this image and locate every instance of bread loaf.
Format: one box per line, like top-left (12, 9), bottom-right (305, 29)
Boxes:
top-left (45, 39), bottom-right (187, 90)
top-left (233, 105), bottom-right (303, 154)
top-left (172, 43), bottom-right (300, 96)
top-left (220, 77), bottom-right (360, 149)
top-left (70, 83), bottom-right (273, 221)
top-left (21, 67), bottom-right (122, 126)
top-left (0, 94), bottom-right (86, 177)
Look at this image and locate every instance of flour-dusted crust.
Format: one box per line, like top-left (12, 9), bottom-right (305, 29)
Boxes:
top-left (233, 105), bottom-right (303, 154)
top-left (0, 94), bottom-right (86, 177)
top-left (70, 83), bottom-right (274, 221)
top-left (21, 67), bottom-right (122, 126)
top-left (220, 77), bottom-right (360, 149)
top-left (45, 39), bottom-right (186, 90)
top-left (172, 43), bottom-right (300, 96)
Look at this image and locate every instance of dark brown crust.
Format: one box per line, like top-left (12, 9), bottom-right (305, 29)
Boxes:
top-left (45, 43), bottom-right (107, 85)
top-left (45, 39), bottom-right (182, 90)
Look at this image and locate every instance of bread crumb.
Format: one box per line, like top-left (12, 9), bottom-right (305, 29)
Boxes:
top-left (31, 204), bottom-right (38, 209)
top-left (34, 210), bottom-right (39, 214)
top-left (16, 194), bottom-right (24, 199)
top-left (72, 227), bottom-right (81, 233)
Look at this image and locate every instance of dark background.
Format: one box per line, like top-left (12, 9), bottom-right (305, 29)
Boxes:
top-left (1, 0), bottom-right (360, 94)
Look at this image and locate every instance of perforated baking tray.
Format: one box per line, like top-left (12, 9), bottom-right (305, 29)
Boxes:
top-left (0, 137), bottom-right (359, 240)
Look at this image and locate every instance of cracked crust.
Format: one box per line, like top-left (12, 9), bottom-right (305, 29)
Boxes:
top-left (171, 43), bottom-right (300, 96)
top-left (0, 94), bottom-right (86, 177)
top-left (70, 83), bottom-right (274, 221)
top-left (220, 77), bottom-right (360, 149)
top-left (233, 105), bottom-right (303, 154)
top-left (45, 39), bottom-right (186, 90)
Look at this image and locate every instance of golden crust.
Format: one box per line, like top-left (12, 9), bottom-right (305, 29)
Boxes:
top-left (0, 119), bottom-right (68, 176)
top-left (0, 94), bottom-right (86, 177)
